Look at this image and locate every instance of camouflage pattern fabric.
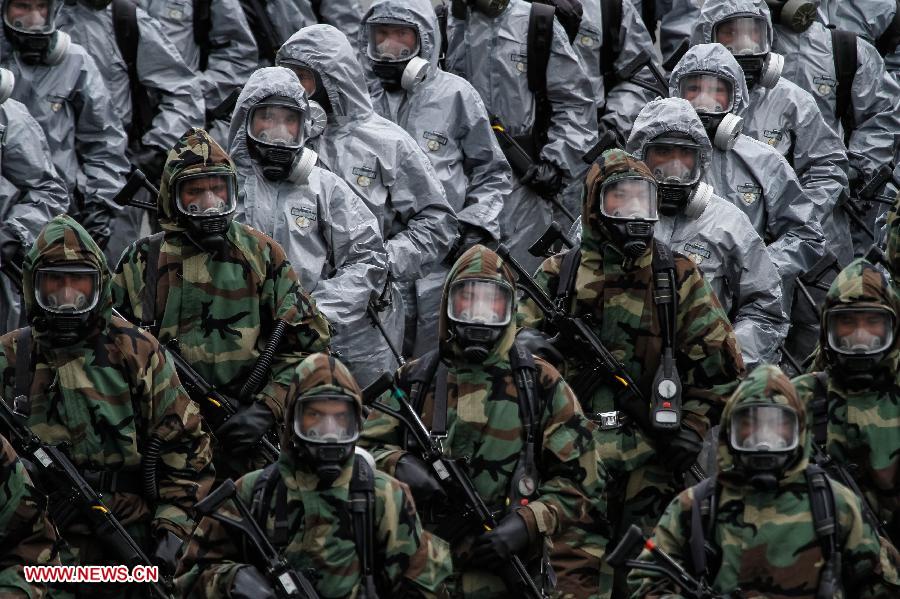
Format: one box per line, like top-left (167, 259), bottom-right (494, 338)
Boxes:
top-left (0, 432), bottom-right (58, 598)
top-left (112, 128), bottom-right (332, 479)
top-left (0, 215), bottom-right (215, 562)
top-left (518, 150), bottom-right (744, 593)
top-left (176, 352), bottom-right (453, 598)
top-left (793, 259), bottom-right (900, 544)
top-left (886, 190), bottom-right (899, 292)
top-left (628, 364), bottom-right (900, 598)
top-left (362, 245), bottom-right (607, 598)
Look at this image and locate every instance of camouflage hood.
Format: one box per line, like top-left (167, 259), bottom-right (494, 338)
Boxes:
top-left (158, 128), bottom-right (238, 233)
top-left (276, 25), bottom-right (374, 122)
top-left (22, 215), bottom-right (112, 344)
top-left (718, 364), bottom-right (809, 487)
top-left (438, 244), bottom-right (518, 365)
top-left (820, 258), bottom-right (900, 375)
top-left (669, 43), bottom-right (751, 117)
top-left (280, 353), bottom-right (364, 479)
top-left (227, 67), bottom-right (311, 172)
top-left (625, 97), bottom-right (713, 173)
top-left (693, 0), bottom-right (775, 51)
top-left (582, 149), bottom-right (656, 256)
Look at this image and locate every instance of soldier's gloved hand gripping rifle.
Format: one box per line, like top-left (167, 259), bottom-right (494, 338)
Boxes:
top-left (362, 374), bottom-right (549, 599)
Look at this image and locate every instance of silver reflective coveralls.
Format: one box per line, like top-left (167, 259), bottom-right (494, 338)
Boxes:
top-left (0, 99), bottom-right (69, 334)
top-left (444, 0), bottom-right (597, 272)
top-left (626, 96), bottom-right (788, 369)
top-left (360, 0), bottom-right (510, 357)
top-left (692, 6), bottom-right (854, 265)
top-left (265, 0), bottom-right (363, 53)
top-left (817, 0), bottom-right (900, 80)
top-left (669, 43), bottom-right (826, 309)
top-left (229, 66), bottom-right (392, 387)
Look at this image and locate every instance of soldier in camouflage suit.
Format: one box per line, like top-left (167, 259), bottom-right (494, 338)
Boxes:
top-left (175, 352), bottom-right (453, 598)
top-left (112, 128), bottom-right (332, 482)
top-left (628, 364), bottom-right (900, 598)
top-left (792, 259), bottom-right (900, 545)
top-left (362, 244), bottom-right (606, 598)
top-left (518, 149), bottom-right (745, 596)
top-left (0, 214), bottom-right (214, 590)
top-left (0, 432), bottom-right (58, 598)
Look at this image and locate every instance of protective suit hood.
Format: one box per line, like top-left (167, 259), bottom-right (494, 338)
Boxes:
top-left (227, 67), bottom-right (312, 176)
top-left (669, 43), bottom-right (752, 117)
top-left (718, 364), bottom-right (810, 488)
top-left (22, 214), bottom-right (112, 344)
top-left (693, 0), bottom-right (775, 51)
top-left (438, 244), bottom-right (518, 365)
top-left (276, 25), bottom-right (374, 120)
top-left (625, 97), bottom-right (713, 174)
top-left (158, 128), bottom-right (238, 233)
top-left (360, 0), bottom-right (438, 67)
top-left (280, 352), bottom-right (364, 482)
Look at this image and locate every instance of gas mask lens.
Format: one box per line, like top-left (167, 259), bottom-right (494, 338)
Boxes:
top-left (368, 22), bottom-right (419, 62)
top-left (34, 264), bottom-right (100, 314)
top-left (730, 405), bottom-right (799, 454)
top-left (175, 173), bottom-right (236, 218)
top-left (248, 103), bottom-right (304, 148)
top-left (644, 142), bottom-right (701, 185)
top-left (826, 307), bottom-right (895, 355)
top-left (679, 74), bottom-right (734, 114)
top-left (293, 395), bottom-right (360, 445)
top-left (5, 0), bottom-right (52, 32)
top-left (599, 177), bottom-right (659, 221)
top-left (447, 279), bottom-right (513, 326)
top-left (713, 16), bottom-right (768, 55)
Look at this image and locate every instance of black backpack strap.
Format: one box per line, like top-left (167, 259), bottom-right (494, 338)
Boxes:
top-left (13, 327), bottom-right (33, 416)
top-left (600, 0), bottom-right (623, 93)
top-left (435, 2), bottom-right (450, 70)
top-left (554, 248), bottom-right (582, 309)
top-left (430, 364), bottom-right (449, 439)
top-left (250, 463), bottom-right (282, 533)
top-left (876, 2), bottom-right (900, 57)
top-left (527, 2), bottom-right (556, 154)
top-left (402, 350), bottom-right (442, 449)
top-left (350, 454), bottom-right (377, 598)
top-left (687, 475), bottom-right (718, 580)
top-left (112, 0), bottom-right (154, 142)
top-left (651, 243), bottom-right (678, 352)
top-left (508, 341), bottom-right (543, 504)
top-left (192, 0), bottom-right (213, 71)
top-left (140, 232), bottom-right (165, 335)
top-left (236, 0), bottom-right (280, 64)
top-left (640, 0), bottom-right (656, 43)
top-left (830, 29), bottom-right (857, 145)
top-left (810, 372), bottom-right (830, 448)
top-left (806, 464), bottom-right (842, 573)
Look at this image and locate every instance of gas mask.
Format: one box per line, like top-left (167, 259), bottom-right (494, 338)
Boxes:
top-left (173, 171), bottom-right (237, 252)
top-left (279, 61), bottom-right (334, 116)
top-left (642, 136), bottom-right (711, 218)
top-left (3, 0), bottom-right (69, 65)
top-left (33, 263), bottom-right (102, 346)
top-left (451, 0), bottom-right (510, 18)
top-left (306, 100), bottom-right (327, 141)
top-left (367, 20), bottom-right (429, 92)
top-left (246, 96), bottom-right (316, 184)
top-left (712, 15), bottom-right (783, 88)
top-left (292, 394), bottom-right (361, 486)
top-left (729, 403), bottom-right (800, 490)
top-left (764, 0), bottom-right (817, 33)
top-left (0, 68), bottom-right (14, 105)
top-left (824, 306), bottom-right (896, 389)
top-left (596, 176), bottom-right (659, 259)
top-left (446, 278), bottom-right (513, 362)
top-left (678, 73), bottom-right (743, 151)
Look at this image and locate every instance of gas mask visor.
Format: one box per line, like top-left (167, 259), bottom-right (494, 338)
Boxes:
top-left (34, 263), bottom-right (101, 315)
top-left (679, 73), bottom-right (734, 116)
top-left (826, 306), bottom-right (895, 357)
top-left (729, 404), bottom-right (799, 456)
top-left (367, 20), bottom-right (420, 62)
top-left (643, 138), bottom-right (703, 186)
top-left (247, 101), bottom-right (305, 150)
top-left (713, 15), bottom-right (769, 56)
top-left (174, 172), bottom-right (237, 220)
top-left (598, 176), bottom-right (659, 222)
top-left (293, 394), bottom-right (360, 446)
top-left (4, 0), bottom-right (55, 34)
top-left (447, 278), bottom-right (513, 327)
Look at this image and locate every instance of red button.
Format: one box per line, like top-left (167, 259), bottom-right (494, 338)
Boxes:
top-left (663, 402), bottom-right (671, 408)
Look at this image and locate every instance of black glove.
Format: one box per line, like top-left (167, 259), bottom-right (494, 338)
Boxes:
top-left (445, 225), bottom-right (495, 266)
top-left (521, 160), bottom-right (563, 199)
top-left (0, 225), bottom-right (24, 270)
top-left (230, 566), bottom-right (277, 599)
top-left (213, 401), bottom-right (276, 452)
top-left (151, 530), bottom-right (182, 576)
top-left (661, 425), bottom-right (704, 474)
top-left (469, 512), bottom-right (532, 571)
top-left (79, 208), bottom-right (114, 250)
top-left (130, 144), bottom-right (168, 187)
top-left (394, 453), bottom-right (447, 510)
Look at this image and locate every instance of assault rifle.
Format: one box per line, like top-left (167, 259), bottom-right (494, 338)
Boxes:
top-left (362, 373), bottom-right (548, 599)
top-left (0, 395), bottom-right (174, 599)
top-left (495, 244), bottom-right (707, 483)
top-left (606, 524), bottom-right (723, 599)
top-left (195, 479), bottom-right (319, 598)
